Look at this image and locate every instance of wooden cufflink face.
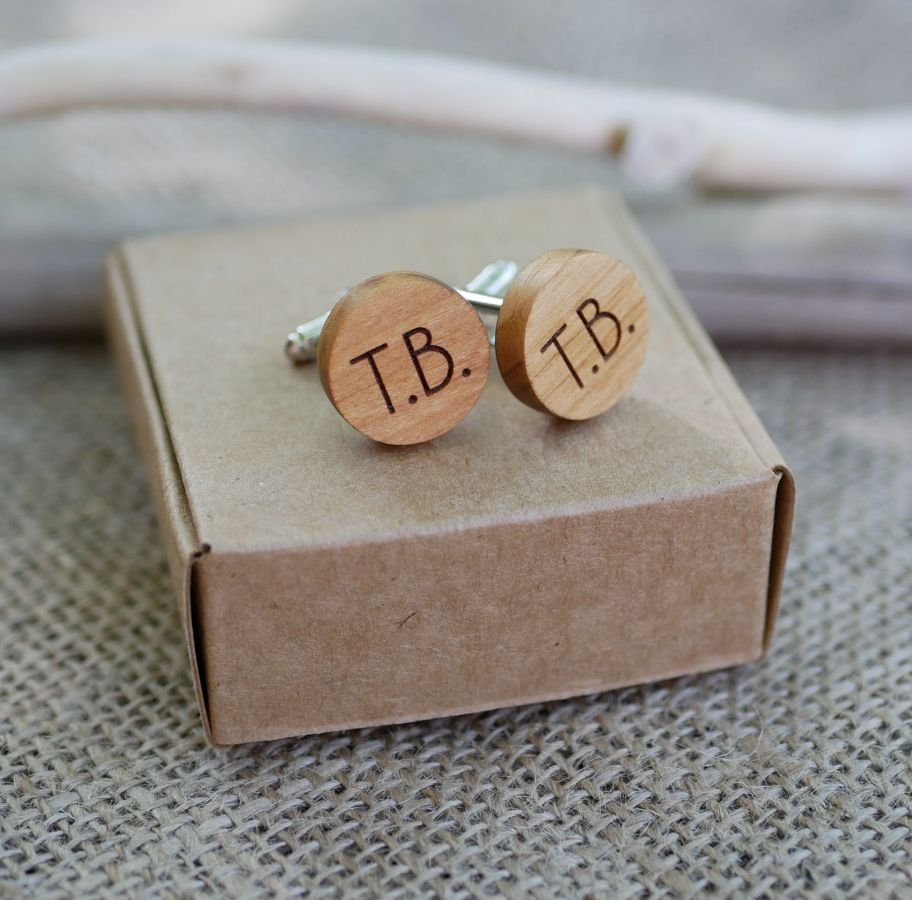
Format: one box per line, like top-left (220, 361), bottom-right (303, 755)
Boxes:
top-left (495, 250), bottom-right (649, 420)
top-left (317, 272), bottom-right (491, 445)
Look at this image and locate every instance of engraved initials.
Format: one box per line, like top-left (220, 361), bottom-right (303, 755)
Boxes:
top-left (350, 327), bottom-right (460, 415)
top-left (540, 297), bottom-right (623, 389)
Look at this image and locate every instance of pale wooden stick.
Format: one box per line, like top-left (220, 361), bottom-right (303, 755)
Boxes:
top-left (2, 40), bottom-right (912, 192)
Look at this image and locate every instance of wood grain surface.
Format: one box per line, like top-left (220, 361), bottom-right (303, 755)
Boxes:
top-left (317, 272), bottom-right (490, 444)
top-left (495, 250), bottom-right (649, 420)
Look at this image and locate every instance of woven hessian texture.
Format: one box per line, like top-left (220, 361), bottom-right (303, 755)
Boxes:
top-left (1, 345), bottom-right (909, 897)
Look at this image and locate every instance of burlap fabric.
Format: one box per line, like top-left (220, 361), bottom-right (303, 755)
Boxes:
top-left (2, 2), bottom-right (911, 896)
top-left (1, 345), bottom-right (909, 896)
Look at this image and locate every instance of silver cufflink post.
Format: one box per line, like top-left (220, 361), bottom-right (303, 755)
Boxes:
top-left (285, 259), bottom-right (518, 363)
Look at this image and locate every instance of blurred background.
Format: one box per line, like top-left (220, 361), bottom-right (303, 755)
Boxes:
top-left (1, 4), bottom-right (910, 897)
top-left (3, 0), bottom-right (912, 341)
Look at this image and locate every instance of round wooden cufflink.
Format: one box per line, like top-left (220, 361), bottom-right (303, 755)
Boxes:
top-left (286, 252), bottom-right (647, 440)
top-left (495, 250), bottom-right (649, 420)
top-left (315, 272), bottom-right (490, 445)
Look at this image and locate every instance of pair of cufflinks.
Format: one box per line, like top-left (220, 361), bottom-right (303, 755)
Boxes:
top-left (287, 249), bottom-right (649, 445)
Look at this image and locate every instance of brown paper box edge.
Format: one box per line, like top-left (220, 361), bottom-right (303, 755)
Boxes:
top-left (105, 255), bottom-right (213, 741)
top-left (605, 194), bottom-right (795, 649)
top-left (104, 186), bottom-right (795, 746)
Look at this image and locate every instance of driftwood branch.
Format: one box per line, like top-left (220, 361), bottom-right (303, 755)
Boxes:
top-left (2, 40), bottom-right (912, 192)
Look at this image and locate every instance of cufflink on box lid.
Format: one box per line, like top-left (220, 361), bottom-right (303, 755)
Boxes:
top-left (314, 272), bottom-right (491, 446)
top-left (287, 261), bottom-right (514, 446)
top-left (495, 250), bottom-right (649, 421)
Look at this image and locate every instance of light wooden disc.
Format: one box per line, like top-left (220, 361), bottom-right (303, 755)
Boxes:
top-left (495, 250), bottom-right (649, 420)
top-left (317, 272), bottom-right (491, 445)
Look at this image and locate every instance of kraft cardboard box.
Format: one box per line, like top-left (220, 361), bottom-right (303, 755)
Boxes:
top-left (105, 187), bottom-right (794, 746)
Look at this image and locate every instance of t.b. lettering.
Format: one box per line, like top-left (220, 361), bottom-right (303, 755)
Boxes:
top-left (350, 327), bottom-right (461, 414)
top-left (540, 297), bottom-right (623, 389)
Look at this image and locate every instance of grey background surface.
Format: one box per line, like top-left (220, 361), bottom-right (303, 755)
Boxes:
top-left (3, 2), bottom-right (912, 342)
top-left (5, 1), bottom-right (912, 232)
top-left (1, 3), bottom-right (911, 896)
